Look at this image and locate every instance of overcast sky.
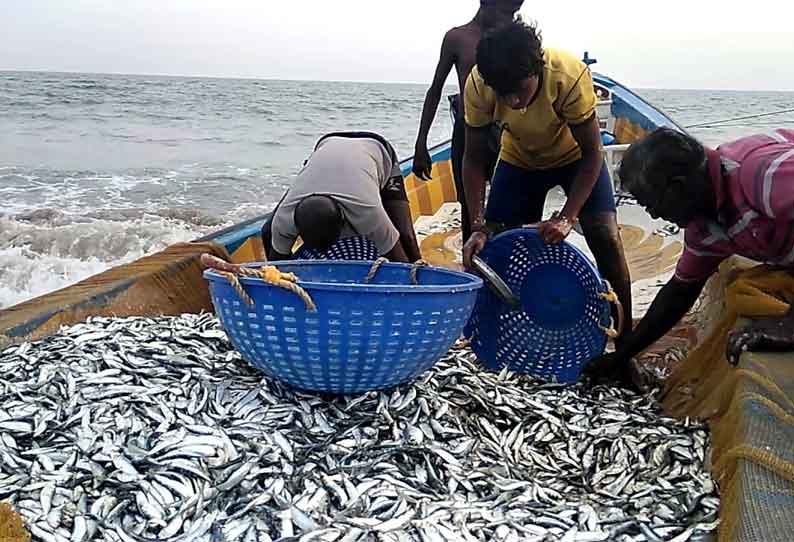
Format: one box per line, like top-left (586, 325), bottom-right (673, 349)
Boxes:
top-left (3, 0), bottom-right (793, 91)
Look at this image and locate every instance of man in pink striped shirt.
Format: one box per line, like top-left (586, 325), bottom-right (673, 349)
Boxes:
top-left (585, 127), bottom-right (794, 388)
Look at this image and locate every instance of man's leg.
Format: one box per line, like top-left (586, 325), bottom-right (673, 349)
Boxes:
top-left (449, 95), bottom-right (472, 244)
top-left (568, 161), bottom-right (633, 346)
top-left (579, 212), bottom-right (633, 346)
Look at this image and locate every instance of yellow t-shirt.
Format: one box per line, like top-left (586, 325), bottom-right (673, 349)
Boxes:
top-left (464, 47), bottom-right (597, 170)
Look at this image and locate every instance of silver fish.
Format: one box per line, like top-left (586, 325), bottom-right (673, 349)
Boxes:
top-left (0, 313), bottom-right (720, 541)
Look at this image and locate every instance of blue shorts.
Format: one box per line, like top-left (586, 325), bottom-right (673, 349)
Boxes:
top-left (484, 159), bottom-right (616, 226)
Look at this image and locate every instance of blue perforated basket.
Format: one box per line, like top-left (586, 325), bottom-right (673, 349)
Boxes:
top-left (463, 229), bottom-right (613, 383)
top-left (204, 260), bottom-right (483, 394)
top-left (293, 236), bottom-right (379, 261)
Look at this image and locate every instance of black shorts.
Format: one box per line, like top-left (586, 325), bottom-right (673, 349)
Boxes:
top-left (484, 159), bottom-right (617, 227)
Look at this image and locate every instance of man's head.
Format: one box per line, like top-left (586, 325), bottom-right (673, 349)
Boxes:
top-left (476, 18), bottom-right (544, 110)
top-left (479, 0), bottom-right (524, 29)
top-left (294, 195), bottom-right (344, 251)
top-left (618, 127), bottom-right (715, 228)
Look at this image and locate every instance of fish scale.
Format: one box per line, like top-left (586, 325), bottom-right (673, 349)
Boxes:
top-left (1, 314), bottom-right (719, 542)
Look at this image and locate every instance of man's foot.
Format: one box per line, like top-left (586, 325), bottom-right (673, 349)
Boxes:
top-left (727, 309), bottom-right (794, 366)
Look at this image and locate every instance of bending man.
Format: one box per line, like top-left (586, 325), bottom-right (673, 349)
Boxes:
top-left (263, 132), bottom-right (421, 263)
top-left (586, 127), bottom-right (794, 386)
top-left (461, 19), bottom-right (633, 344)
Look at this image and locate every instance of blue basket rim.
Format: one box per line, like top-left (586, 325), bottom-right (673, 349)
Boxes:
top-left (487, 228), bottom-right (608, 292)
top-left (203, 259), bottom-right (484, 294)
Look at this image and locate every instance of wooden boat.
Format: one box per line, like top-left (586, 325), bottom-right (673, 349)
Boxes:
top-left (1, 59), bottom-right (789, 541)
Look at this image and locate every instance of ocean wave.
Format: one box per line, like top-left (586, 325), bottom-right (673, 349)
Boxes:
top-left (0, 245), bottom-right (112, 310)
top-left (0, 213), bottom-right (218, 309)
top-left (256, 140), bottom-right (287, 147)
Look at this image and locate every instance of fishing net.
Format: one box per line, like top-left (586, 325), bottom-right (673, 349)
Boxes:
top-left (660, 261), bottom-right (794, 542)
top-left (0, 502), bottom-right (31, 542)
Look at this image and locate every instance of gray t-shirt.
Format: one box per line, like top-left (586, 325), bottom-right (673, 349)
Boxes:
top-left (270, 136), bottom-right (401, 255)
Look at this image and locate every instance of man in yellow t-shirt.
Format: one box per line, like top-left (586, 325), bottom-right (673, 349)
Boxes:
top-left (462, 19), bottom-right (632, 344)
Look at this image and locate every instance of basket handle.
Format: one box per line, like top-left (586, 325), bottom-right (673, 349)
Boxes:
top-left (365, 258), bottom-right (430, 286)
top-left (598, 279), bottom-right (625, 340)
top-left (409, 259), bottom-right (429, 285)
top-left (471, 256), bottom-right (520, 307)
top-left (201, 254), bottom-right (317, 312)
top-left (364, 257), bottom-right (390, 284)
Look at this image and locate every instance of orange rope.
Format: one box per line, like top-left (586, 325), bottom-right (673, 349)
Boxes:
top-left (201, 254), bottom-right (316, 311)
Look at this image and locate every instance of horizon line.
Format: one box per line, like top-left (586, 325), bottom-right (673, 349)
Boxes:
top-left (2, 67), bottom-right (793, 93)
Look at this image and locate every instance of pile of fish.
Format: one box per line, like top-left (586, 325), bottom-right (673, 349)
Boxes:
top-left (0, 314), bottom-right (719, 542)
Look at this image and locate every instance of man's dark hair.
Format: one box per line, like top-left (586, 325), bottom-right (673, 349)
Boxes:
top-left (294, 195), bottom-right (344, 251)
top-left (618, 127), bottom-right (707, 193)
top-left (476, 18), bottom-right (544, 96)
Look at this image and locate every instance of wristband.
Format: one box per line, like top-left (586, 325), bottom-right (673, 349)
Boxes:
top-left (472, 223), bottom-right (493, 237)
top-left (551, 211), bottom-right (579, 226)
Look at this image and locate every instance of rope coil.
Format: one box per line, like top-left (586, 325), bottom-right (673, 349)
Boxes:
top-left (201, 254), bottom-right (317, 312)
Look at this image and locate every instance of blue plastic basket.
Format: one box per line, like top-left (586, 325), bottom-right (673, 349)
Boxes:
top-left (293, 235), bottom-right (379, 261)
top-left (204, 260), bottom-right (483, 394)
top-left (464, 229), bottom-right (613, 383)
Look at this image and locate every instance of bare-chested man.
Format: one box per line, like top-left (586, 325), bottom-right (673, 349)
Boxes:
top-left (413, 0), bottom-right (524, 244)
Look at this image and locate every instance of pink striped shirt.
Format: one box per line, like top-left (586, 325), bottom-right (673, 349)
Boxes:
top-left (675, 128), bottom-right (794, 282)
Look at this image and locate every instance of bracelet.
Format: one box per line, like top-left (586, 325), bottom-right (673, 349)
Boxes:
top-left (551, 211), bottom-right (579, 225)
top-left (472, 223), bottom-right (493, 236)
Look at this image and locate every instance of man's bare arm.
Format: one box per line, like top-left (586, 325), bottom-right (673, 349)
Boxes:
top-left (461, 124), bottom-right (494, 269)
top-left (383, 239), bottom-right (410, 263)
top-left (383, 199), bottom-right (422, 263)
top-left (463, 124), bottom-right (492, 232)
top-left (561, 114), bottom-right (603, 220)
top-left (582, 276), bottom-right (706, 384)
top-left (413, 31), bottom-right (457, 181)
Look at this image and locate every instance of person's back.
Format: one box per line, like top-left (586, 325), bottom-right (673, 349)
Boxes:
top-left (265, 133), bottom-right (422, 263)
top-left (290, 137), bottom-right (391, 206)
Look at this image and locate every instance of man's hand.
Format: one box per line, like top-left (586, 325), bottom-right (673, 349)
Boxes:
top-left (412, 146), bottom-right (433, 181)
top-left (581, 351), bottom-right (646, 391)
top-left (582, 351), bottom-right (629, 381)
top-left (727, 309), bottom-right (794, 366)
top-left (463, 231), bottom-right (488, 270)
top-left (538, 215), bottom-right (575, 244)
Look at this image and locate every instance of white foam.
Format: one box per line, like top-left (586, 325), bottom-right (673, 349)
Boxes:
top-left (0, 213), bottom-right (218, 309)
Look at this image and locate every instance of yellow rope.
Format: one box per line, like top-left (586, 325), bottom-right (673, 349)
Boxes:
top-left (597, 282), bottom-right (621, 339)
top-left (599, 318), bottom-right (620, 339)
top-left (598, 289), bottom-right (619, 303)
top-left (267, 276), bottom-right (317, 312)
top-left (204, 255), bottom-right (316, 312)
